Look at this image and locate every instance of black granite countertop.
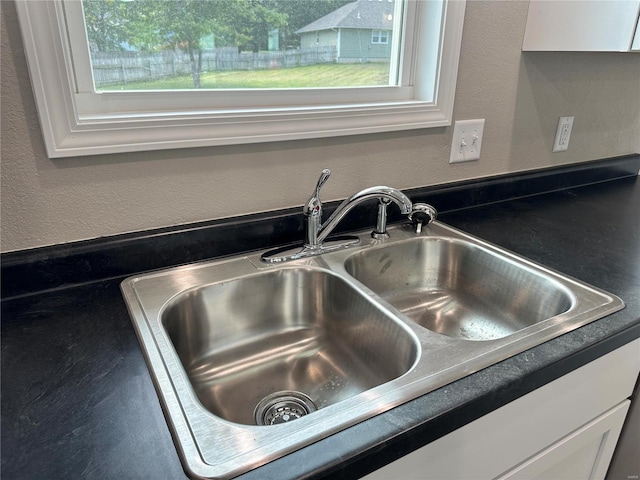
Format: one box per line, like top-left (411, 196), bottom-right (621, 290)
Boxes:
top-left (3, 161), bottom-right (640, 480)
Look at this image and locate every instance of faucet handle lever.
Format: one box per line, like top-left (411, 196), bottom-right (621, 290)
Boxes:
top-left (305, 169), bottom-right (331, 216)
top-left (314, 169), bottom-right (331, 195)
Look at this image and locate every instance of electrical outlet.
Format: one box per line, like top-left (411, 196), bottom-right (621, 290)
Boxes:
top-left (553, 116), bottom-right (574, 152)
top-left (450, 119), bottom-right (485, 163)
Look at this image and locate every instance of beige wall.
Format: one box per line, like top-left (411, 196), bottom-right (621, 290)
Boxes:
top-left (1, 1), bottom-right (639, 253)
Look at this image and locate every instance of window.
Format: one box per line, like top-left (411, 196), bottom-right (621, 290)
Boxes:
top-left (82, 0), bottom-right (399, 91)
top-left (15, 0), bottom-right (467, 158)
top-left (371, 30), bottom-right (390, 44)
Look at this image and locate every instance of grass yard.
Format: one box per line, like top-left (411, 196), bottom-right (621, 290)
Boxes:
top-left (100, 63), bottom-right (391, 90)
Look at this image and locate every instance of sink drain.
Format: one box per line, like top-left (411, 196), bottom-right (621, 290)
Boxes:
top-left (254, 391), bottom-right (317, 426)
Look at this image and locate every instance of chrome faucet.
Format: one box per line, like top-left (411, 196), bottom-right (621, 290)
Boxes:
top-left (261, 169), bottom-right (413, 263)
top-left (306, 178), bottom-right (413, 247)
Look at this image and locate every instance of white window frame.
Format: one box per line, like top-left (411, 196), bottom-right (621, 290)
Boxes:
top-left (15, 0), bottom-right (466, 158)
top-left (372, 30), bottom-right (390, 44)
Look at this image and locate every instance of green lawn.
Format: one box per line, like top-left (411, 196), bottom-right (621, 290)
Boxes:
top-left (99, 63), bottom-right (390, 90)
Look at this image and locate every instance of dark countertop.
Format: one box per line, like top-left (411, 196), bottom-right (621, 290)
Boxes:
top-left (3, 173), bottom-right (640, 480)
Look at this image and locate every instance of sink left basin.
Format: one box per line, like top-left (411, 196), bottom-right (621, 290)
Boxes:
top-left (161, 267), bottom-right (418, 426)
top-left (121, 260), bottom-right (421, 479)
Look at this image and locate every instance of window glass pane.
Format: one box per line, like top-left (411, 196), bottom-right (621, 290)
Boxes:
top-left (81, 0), bottom-right (402, 91)
top-left (371, 29), bottom-right (389, 44)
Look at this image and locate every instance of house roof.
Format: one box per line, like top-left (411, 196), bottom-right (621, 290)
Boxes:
top-left (296, 0), bottom-right (395, 34)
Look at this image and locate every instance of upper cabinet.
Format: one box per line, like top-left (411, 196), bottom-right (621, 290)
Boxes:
top-left (522, 0), bottom-right (640, 52)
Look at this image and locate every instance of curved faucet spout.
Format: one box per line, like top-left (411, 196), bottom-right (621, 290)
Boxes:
top-left (263, 171), bottom-right (415, 263)
top-left (316, 186), bottom-right (412, 245)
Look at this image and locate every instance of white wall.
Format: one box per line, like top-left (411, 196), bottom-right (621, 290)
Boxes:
top-left (1, 1), bottom-right (639, 252)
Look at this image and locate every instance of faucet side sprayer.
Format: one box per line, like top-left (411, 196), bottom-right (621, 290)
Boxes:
top-left (409, 203), bottom-right (438, 234)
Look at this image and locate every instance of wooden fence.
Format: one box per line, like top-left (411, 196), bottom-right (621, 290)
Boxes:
top-left (91, 47), bottom-right (337, 86)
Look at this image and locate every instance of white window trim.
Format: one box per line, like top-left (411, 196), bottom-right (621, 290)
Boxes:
top-left (15, 0), bottom-right (466, 158)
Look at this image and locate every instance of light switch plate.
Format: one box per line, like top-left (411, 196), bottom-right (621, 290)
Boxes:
top-left (450, 119), bottom-right (485, 163)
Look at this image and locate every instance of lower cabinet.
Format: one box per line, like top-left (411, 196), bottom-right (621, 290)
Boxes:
top-left (497, 401), bottom-right (629, 480)
top-left (364, 339), bottom-right (640, 480)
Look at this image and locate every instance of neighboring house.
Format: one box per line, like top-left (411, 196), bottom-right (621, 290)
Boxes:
top-left (296, 0), bottom-right (395, 63)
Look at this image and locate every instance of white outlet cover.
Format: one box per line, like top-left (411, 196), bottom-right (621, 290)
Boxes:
top-left (450, 119), bottom-right (485, 163)
top-left (553, 116), bottom-right (574, 153)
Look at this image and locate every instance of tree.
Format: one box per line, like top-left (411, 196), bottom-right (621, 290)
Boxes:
top-left (83, 0), bottom-right (132, 52)
top-left (126, 0), bottom-right (287, 87)
top-left (82, 0), bottom-right (349, 88)
top-left (240, 0), bottom-right (288, 52)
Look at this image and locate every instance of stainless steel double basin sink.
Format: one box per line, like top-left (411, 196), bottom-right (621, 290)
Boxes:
top-left (121, 221), bottom-right (623, 479)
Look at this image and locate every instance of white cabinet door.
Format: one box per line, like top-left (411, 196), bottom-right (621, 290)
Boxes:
top-left (522, 1), bottom-right (640, 52)
top-left (363, 339), bottom-right (640, 480)
top-left (497, 400), bottom-right (630, 480)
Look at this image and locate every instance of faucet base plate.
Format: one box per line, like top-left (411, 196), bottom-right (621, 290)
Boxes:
top-left (261, 236), bottom-right (360, 264)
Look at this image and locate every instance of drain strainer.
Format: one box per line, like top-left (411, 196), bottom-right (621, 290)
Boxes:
top-left (254, 391), bottom-right (317, 426)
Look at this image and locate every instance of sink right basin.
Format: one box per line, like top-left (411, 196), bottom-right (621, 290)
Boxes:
top-left (344, 237), bottom-right (575, 341)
